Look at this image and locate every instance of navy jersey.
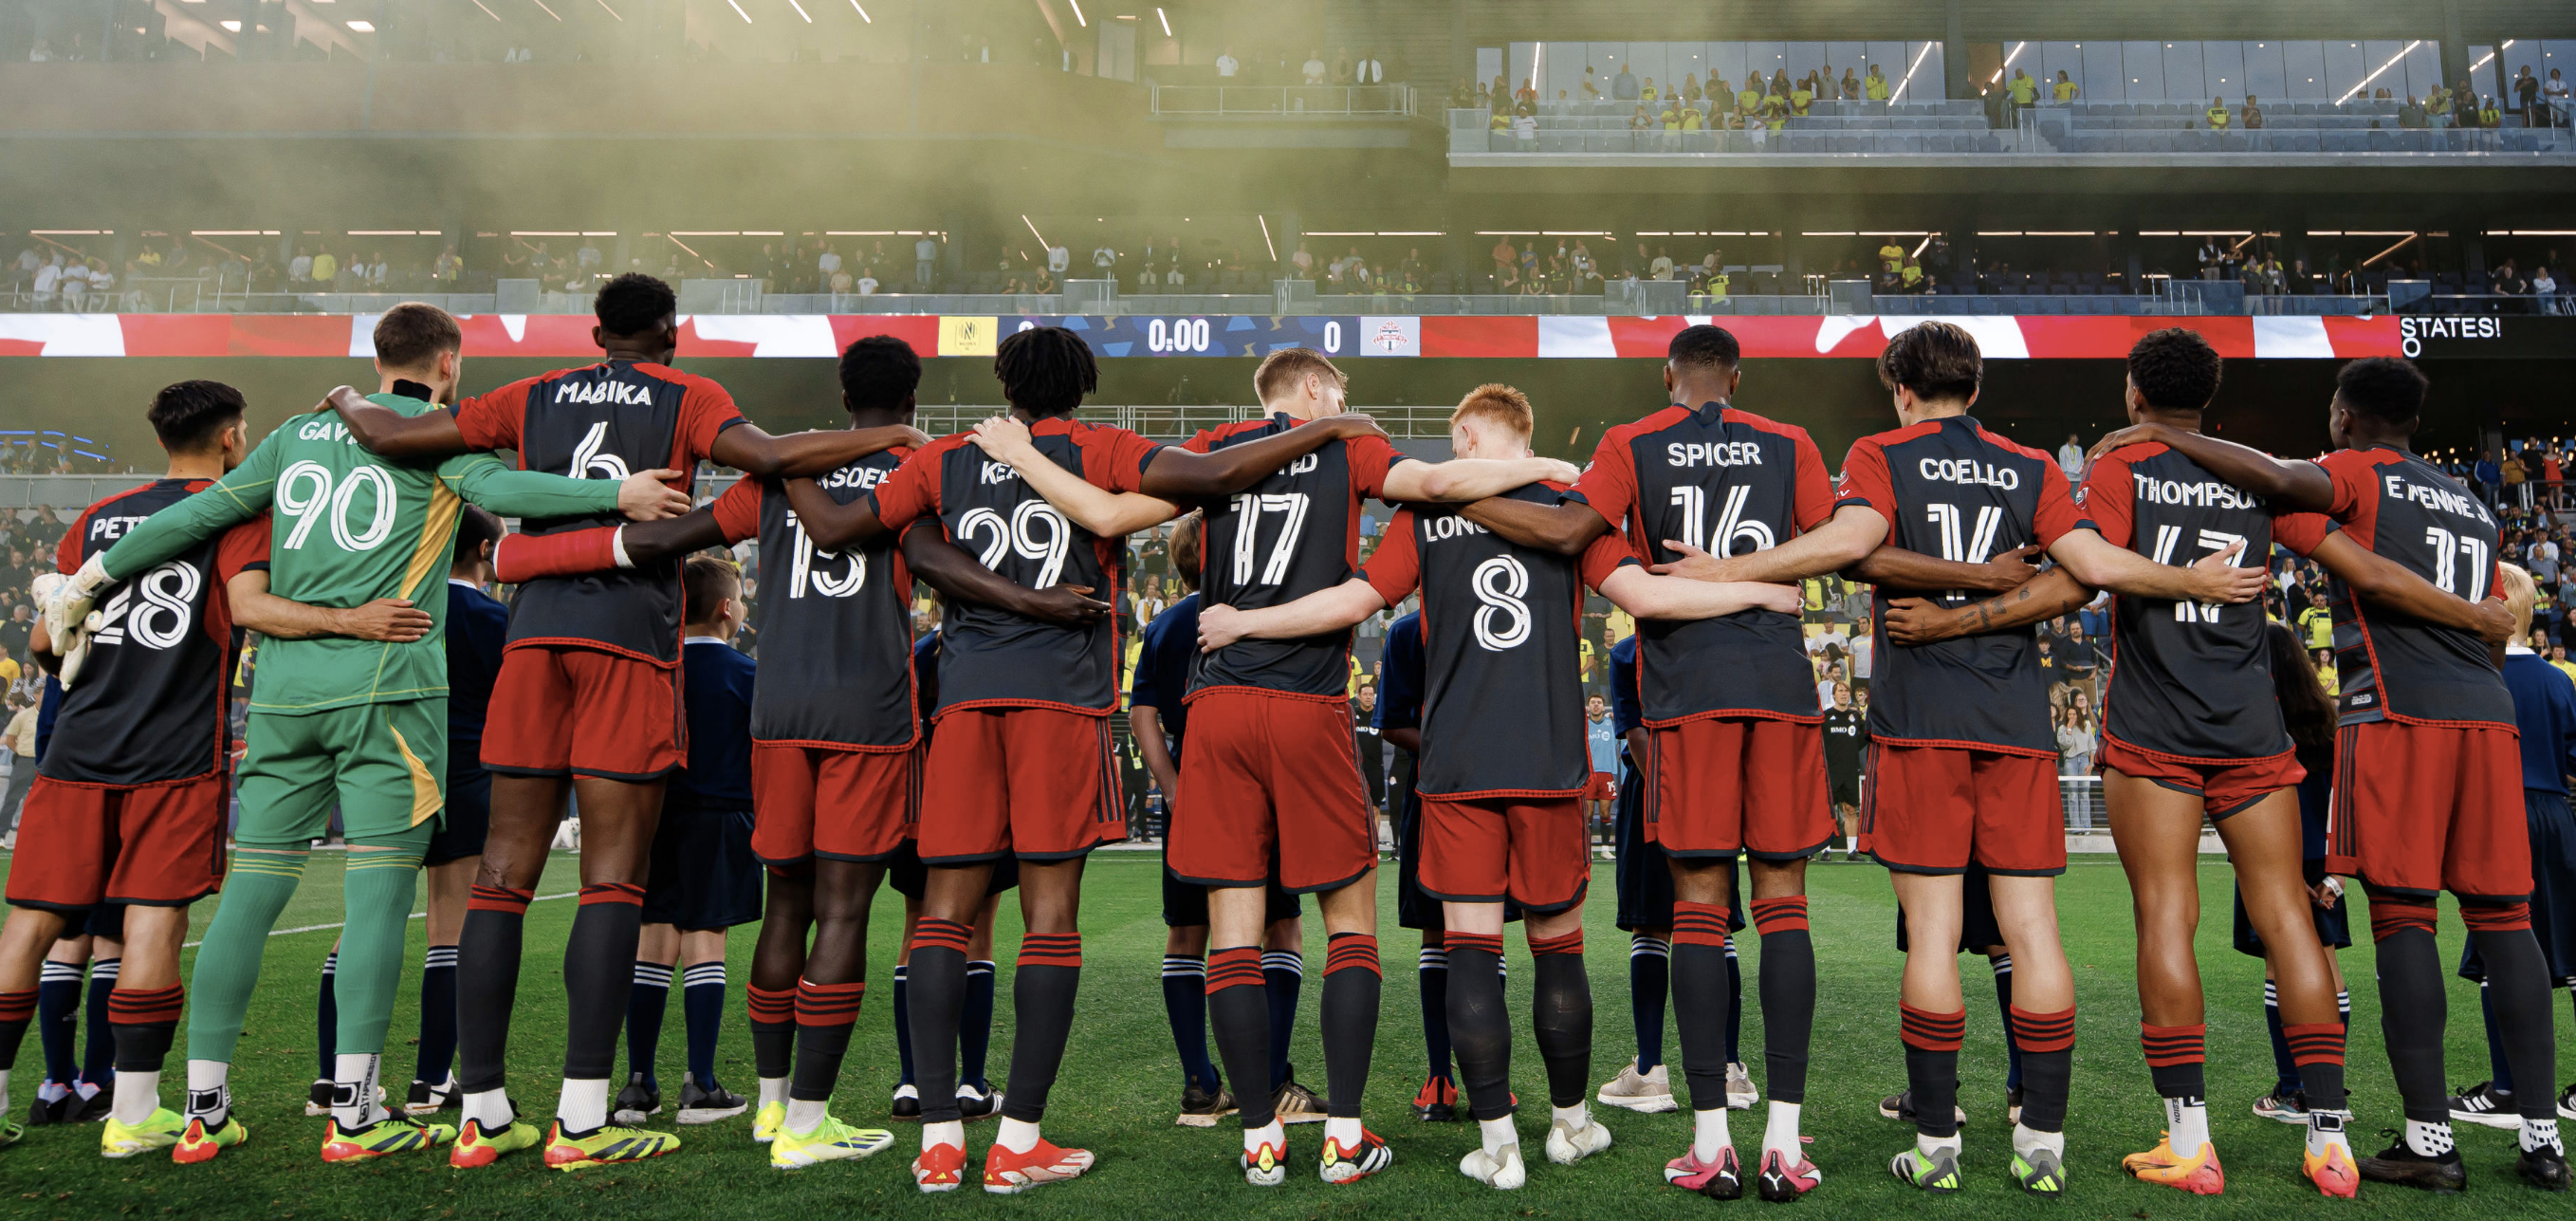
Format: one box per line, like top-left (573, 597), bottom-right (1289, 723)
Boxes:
top-left (2316, 446), bottom-right (2512, 728)
top-left (2082, 442), bottom-right (2336, 762)
top-left (2503, 648), bottom-right (2576, 795)
top-left (912, 630), bottom-right (942, 730)
top-left (1834, 415), bottom-right (2082, 756)
top-left (43, 481), bottom-right (267, 786)
top-left (1608, 634), bottom-right (1642, 745)
top-left (669, 638), bottom-right (755, 807)
top-left (1130, 593), bottom-right (1201, 752)
top-left (445, 579), bottom-right (509, 749)
top-left (1565, 401), bottom-right (1836, 724)
top-left (1374, 611), bottom-right (1426, 737)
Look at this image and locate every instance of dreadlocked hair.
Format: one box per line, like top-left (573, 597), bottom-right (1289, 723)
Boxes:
top-left (994, 325), bottom-right (1098, 417)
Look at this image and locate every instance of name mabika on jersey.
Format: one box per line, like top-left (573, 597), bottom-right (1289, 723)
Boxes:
top-left (552, 379), bottom-right (661, 406)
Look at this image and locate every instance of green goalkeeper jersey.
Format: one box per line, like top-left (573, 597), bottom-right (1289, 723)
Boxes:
top-left (101, 390), bottom-right (625, 714)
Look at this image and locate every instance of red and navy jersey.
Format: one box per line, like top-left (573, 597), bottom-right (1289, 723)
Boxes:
top-left (454, 360), bottom-right (745, 667)
top-left (2314, 446), bottom-right (2512, 728)
top-left (44, 480), bottom-right (269, 786)
top-left (1360, 483), bottom-right (1630, 798)
top-left (2082, 441), bottom-right (2335, 762)
top-left (869, 418), bottom-right (1162, 717)
top-left (709, 450), bottom-right (918, 751)
top-left (1183, 415), bottom-right (1407, 703)
top-left (1565, 400), bottom-right (1834, 725)
top-left (1835, 415), bottom-right (2080, 756)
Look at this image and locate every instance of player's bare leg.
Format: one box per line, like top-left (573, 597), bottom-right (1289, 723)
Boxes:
top-left (0, 905), bottom-right (74, 1136)
top-left (764, 857), bottom-right (892, 1164)
top-left (1986, 874), bottom-right (2075, 1193)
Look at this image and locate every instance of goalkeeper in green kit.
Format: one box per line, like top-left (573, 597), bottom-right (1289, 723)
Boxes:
top-left (42, 304), bottom-right (694, 1164)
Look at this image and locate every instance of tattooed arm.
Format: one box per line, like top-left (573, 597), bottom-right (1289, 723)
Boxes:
top-left (1881, 566), bottom-right (2092, 645)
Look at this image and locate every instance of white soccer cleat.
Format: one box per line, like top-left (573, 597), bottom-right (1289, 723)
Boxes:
top-left (1597, 1059), bottom-right (1679, 1114)
top-left (1725, 1062), bottom-right (1760, 1110)
top-left (1460, 1141), bottom-right (1528, 1190)
top-left (1545, 1114), bottom-right (1614, 1164)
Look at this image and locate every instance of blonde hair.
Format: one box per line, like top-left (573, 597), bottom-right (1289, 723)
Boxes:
top-left (1450, 382), bottom-right (1534, 442)
top-left (1253, 348), bottom-right (1348, 403)
top-left (2501, 562), bottom-right (2536, 643)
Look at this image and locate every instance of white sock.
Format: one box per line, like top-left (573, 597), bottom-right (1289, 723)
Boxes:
top-left (924, 1119), bottom-right (965, 1152)
top-left (2524, 1118), bottom-right (2565, 1156)
top-left (1325, 1116), bottom-right (1364, 1149)
top-left (462, 1088), bottom-right (513, 1131)
top-left (1551, 1102), bottom-right (1589, 1129)
top-left (759, 1077), bottom-right (790, 1110)
top-left (1243, 1118), bottom-right (1284, 1156)
top-left (1918, 1130), bottom-right (1960, 1156)
top-left (2307, 1110), bottom-right (2350, 1158)
top-left (2164, 1096), bottom-right (2210, 1154)
top-left (1692, 1106), bottom-right (1732, 1162)
top-left (2404, 1118), bottom-right (2456, 1157)
top-left (2013, 1122), bottom-right (2065, 1158)
top-left (1480, 1116), bottom-right (1518, 1156)
top-left (784, 1097), bottom-right (829, 1135)
top-left (995, 1116), bottom-right (1041, 1155)
top-left (332, 1052), bottom-right (385, 1128)
top-left (1762, 1101), bottom-right (1802, 1157)
top-left (0, 1067), bottom-right (9, 1117)
top-left (557, 1077), bottom-right (611, 1133)
top-left (110, 1067), bottom-right (162, 1126)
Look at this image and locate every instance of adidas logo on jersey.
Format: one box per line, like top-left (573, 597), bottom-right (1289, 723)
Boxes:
top-left (1666, 441), bottom-right (1764, 468)
top-left (552, 379), bottom-right (657, 406)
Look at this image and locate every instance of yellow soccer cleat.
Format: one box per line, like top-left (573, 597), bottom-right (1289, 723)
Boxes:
top-left (449, 1117), bottom-right (543, 1168)
top-left (172, 1116), bottom-right (249, 1164)
top-left (752, 1100), bottom-right (785, 1144)
top-left (2124, 1134), bottom-right (2225, 1195)
top-left (769, 1113), bottom-right (896, 1169)
top-left (101, 1108), bottom-right (186, 1158)
top-left (543, 1119), bottom-right (680, 1171)
top-left (320, 1114), bottom-right (457, 1163)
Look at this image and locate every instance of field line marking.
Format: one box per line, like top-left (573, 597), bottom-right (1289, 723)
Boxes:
top-left (181, 891), bottom-right (578, 948)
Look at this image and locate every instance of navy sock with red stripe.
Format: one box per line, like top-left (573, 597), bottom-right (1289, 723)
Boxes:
top-left (1207, 947), bottom-right (1273, 1129)
top-left (1444, 932), bottom-right (1511, 1121)
top-left (905, 918), bottom-right (970, 1124)
top-left (0, 987), bottom-right (34, 1079)
top-left (2011, 1005), bottom-right (2076, 1133)
top-left (1750, 895), bottom-right (1814, 1104)
top-left (2141, 1022), bottom-right (2206, 1100)
top-left (107, 984), bottom-right (184, 1075)
top-left (746, 985), bottom-right (796, 1082)
top-left (1001, 933), bottom-right (1081, 1123)
top-left (2284, 1021), bottom-right (2346, 1113)
top-left (1528, 930), bottom-right (1592, 1109)
top-left (1671, 899), bottom-right (1735, 1114)
top-left (2370, 897), bottom-right (2449, 1123)
top-left (562, 884), bottom-right (645, 1082)
top-left (1900, 1003), bottom-right (1967, 1139)
top-left (456, 885), bottom-right (533, 1096)
top-left (790, 979), bottom-right (863, 1102)
top-left (1321, 933), bottom-right (1381, 1119)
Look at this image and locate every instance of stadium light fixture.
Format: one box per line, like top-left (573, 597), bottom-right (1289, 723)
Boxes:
top-left (1022, 214), bottom-right (1051, 249)
top-left (468, 0), bottom-right (501, 20)
top-left (346, 19), bottom-right (374, 30)
top-left (785, 0), bottom-right (812, 22)
top-left (1156, 7), bottom-right (1168, 37)
top-left (725, 0), bottom-right (749, 21)
top-left (219, 19), bottom-right (239, 29)
top-left (2360, 233), bottom-right (2419, 268)
top-left (524, 0), bottom-right (563, 20)
top-left (2337, 40), bottom-right (2420, 104)
top-left (1991, 41), bottom-right (2025, 85)
top-left (1891, 41), bottom-right (1934, 102)
top-left (1258, 214), bottom-right (1277, 262)
top-left (1068, 0), bottom-right (1086, 28)
top-left (850, 0), bottom-right (870, 19)
top-left (593, 0), bottom-right (619, 17)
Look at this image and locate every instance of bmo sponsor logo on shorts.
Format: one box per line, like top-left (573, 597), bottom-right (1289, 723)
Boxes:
top-left (1916, 458), bottom-right (2020, 490)
top-left (2399, 316), bottom-right (2501, 358)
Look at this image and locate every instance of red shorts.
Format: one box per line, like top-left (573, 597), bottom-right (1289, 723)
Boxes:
top-left (1645, 716), bottom-right (1832, 860)
top-left (1862, 744), bottom-right (2064, 876)
top-left (5, 774), bottom-right (228, 911)
top-left (2099, 737), bottom-right (2304, 819)
top-left (480, 646), bottom-right (684, 781)
top-left (1169, 690), bottom-right (1375, 894)
top-left (1417, 793), bottom-right (1589, 913)
top-left (749, 742), bottom-right (918, 865)
top-left (1583, 771), bottom-right (1616, 803)
top-left (2328, 720), bottom-right (2529, 901)
top-left (917, 707), bottom-right (1123, 863)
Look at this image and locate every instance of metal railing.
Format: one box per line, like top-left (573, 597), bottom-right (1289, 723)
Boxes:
top-left (1151, 83), bottom-right (1415, 117)
top-left (0, 474), bottom-right (154, 511)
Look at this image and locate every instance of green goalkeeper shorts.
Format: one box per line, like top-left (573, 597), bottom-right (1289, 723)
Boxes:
top-left (236, 698), bottom-right (449, 845)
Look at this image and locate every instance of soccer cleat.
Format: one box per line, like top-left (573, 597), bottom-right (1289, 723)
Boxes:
top-left (0, 1118), bottom-right (20, 1148)
top-left (1411, 1075), bottom-right (1458, 1122)
top-left (2560, 1082), bottom-right (2576, 1121)
top-left (171, 1115), bottom-right (248, 1164)
top-left (28, 1082), bottom-right (69, 1126)
top-left (406, 1074), bottom-right (461, 1115)
top-left (1177, 1083), bottom-right (1237, 1128)
top-left (1597, 1058), bottom-right (1679, 1114)
top-left (2305, 1138), bottom-right (2361, 1198)
top-left (2359, 1131), bottom-right (2466, 1193)
top-left (2521, 1145), bottom-right (2572, 1192)
top-left (2010, 1145), bottom-right (2067, 1196)
top-left (70, 1087), bottom-right (111, 1124)
top-left (449, 1117), bottom-right (542, 1167)
top-left (1666, 1143), bottom-right (1743, 1199)
top-left (769, 1113), bottom-right (896, 1169)
top-left (2254, 1088), bottom-right (2311, 1124)
top-left (1460, 1140), bottom-right (1528, 1190)
top-left (1725, 1062), bottom-right (1759, 1110)
top-left (752, 1101), bottom-right (785, 1144)
top-left (1242, 1136), bottom-right (1288, 1186)
top-left (1319, 1128), bottom-right (1392, 1184)
top-left (677, 1074), bottom-right (747, 1124)
top-left (100, 1108), bottom-right (185, 1158)
top-left (306, 1079), bottom-right (334, 1118)
top-left (913, 1140), bottom-right (968, 1193)
top-left (983, 1138), bottom-right (1093, 1193)
top-left (1757, 1147), bottom-right (1823, 1201)
top-left (612, 1072), bottom-right (661, 1126)
top-left (1878, 1089), bottom-right (1967, 1127)
top-left (890, 1082), bottom-right (921, 1119)
top-left (1272, 1076), bottom-right (1328, 1126)
top-left (1545, 1114), bottom-right (1613, 1164)
top-left (2123, 1134), bottom-right (2224, 1194)
top-left (320, 1114), bottom-right (456, 1162)
top-left (543, 1119), bottom-right (680, 1171)
top-left (956, 1082), bottom-right (1003, 1121)
top-left (2447, 1081), bottom-right (2522, 1130)
top-left (1890, 1143), bottom-right (1961, 1193)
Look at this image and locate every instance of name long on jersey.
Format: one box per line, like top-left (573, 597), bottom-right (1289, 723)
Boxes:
top-left (1834, 415), bottom-right (2080, 755)
top-left (1183, 416), bottom-right (1402, 701)
top-left (2082, 442), bottom-right (2333, 761)
top-left (2317, 446), bottom-right (2513, 727)
top-left (930, 435), bottom-right (1124, 713)
top-left (710, 452), bottom-right (919, 749)
top-left (1360, 484), bottom-right (1629, 797)
top-left (1564, 401), bottom-right (1834, 725)
top-left (506, 361), bottom-right (698, 664)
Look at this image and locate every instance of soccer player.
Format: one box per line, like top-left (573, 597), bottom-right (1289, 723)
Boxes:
top-left (28, 911), bottom-right (121, 1125)
top-left (2087, 356), bottom-right (2567, 1191)
top-left (773, 326), bottom-right (1388, 1193)
top-left (2234, 627), bottom-right (2350, 1126)
top-left (1822, 681), bottom-right (1865, 860)
top-left (1129, 512), bottom-right (1319, 1129)
top-left (1197, 383), bottom-right (1799, 1189)
top-left (320, 275), bottom-right (916, 1169)
top-left (414, 504), bottom-right (508, 1112)
top-left (1660, 322), bottom-right (2267, 1196)
top-left (1371, 606), bottom-right (1475, 1123)
top-left (972, 350), bottom-right (1584, 1188)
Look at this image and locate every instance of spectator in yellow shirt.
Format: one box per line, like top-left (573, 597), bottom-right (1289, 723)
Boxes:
top-left (2206, 97), bottom-right (2232, 129)
top-left (1878, 241), bottom-right (1904, 273)
top-left (2551, 643), bottom-right (2576, 685)
top-left (1866, 65), bottom-right (1890, 101)
top-left (1681, 104), bottom-right (1704, 130)
top-left (1641, 78), bottom-right (1660, 102)
top-left (1660, 101), bottom-right (1683, 130)
top-left (2052, 70), bottom-right (2077, 102)
top-left (310, 250), bottom-right (339, 284)
top-left (2311, 648), bottom-right (2338, 696)
top-left (1790, 81), bottom-right (1814, 116)
top-left (2007, 68), bottom-right (2038, 108)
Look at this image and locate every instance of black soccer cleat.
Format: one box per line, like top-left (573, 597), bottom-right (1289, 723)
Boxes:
top-left (2358, 1135), bottom-right (2467, 1193)
top-left (2522, 1145), bottom-right (2572, 1192)
top-left (954, 1082), bottom-right (1003, 1121)
top-left (612, 1072), bottom-right (661, 1126)
top-left (1412, 1075), bottom-right (1458, 1122)
top-left (1877, 1089), bottom-right (1966, 1127)
top-left (891, 1082), bottom-right (921, 1119)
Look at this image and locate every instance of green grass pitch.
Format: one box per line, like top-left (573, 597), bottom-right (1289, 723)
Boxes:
top-left (2, 849), bottom-right (2572, 1219)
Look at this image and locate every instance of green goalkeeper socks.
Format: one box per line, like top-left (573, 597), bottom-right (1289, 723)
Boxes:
top-left (185, 847), bottom-right (311, 1064)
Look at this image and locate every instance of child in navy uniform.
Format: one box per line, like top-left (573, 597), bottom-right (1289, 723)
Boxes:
top-left (616, 557), bottom-right (761, 1126)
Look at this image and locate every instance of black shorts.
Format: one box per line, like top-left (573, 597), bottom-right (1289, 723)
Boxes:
top-left (1895, 860), bottom-right (2007, 953)
top-left (1611, 760), bottom-right (1743, 934)
top-left (2456, 790), bottom-right (2576, 983)
top-left (425, 763), bottom-right (490, 866)
top-left (642, 801), bottom-right (763, 932)
top-left (1394, 786), bottom-right (1518, 932)
top-left (1161, 867), bottom-right (1302, 928)
top-left (1829, 771), bottom-right (1861, 809)
top-left (2233, 858), bottom-right (2353, 957)
top-left (79, 901), bottom-right (126, 942)
top-left (885, 840), bottom-right (1021, 900)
